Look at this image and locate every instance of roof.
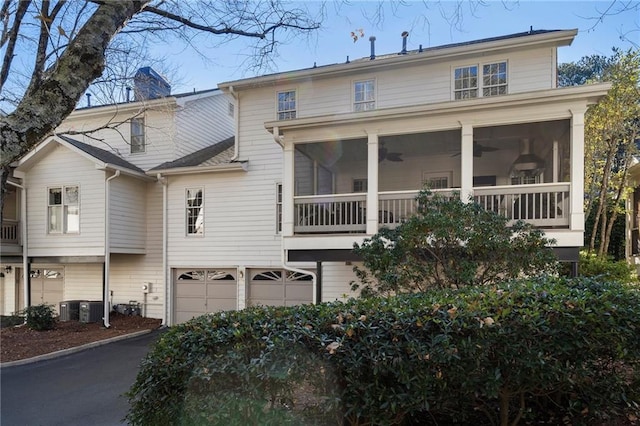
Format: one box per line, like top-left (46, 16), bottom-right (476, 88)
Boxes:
top-left (150, 137), bottom-right (236, 171)
top-left (58, 136), bottom-right (146, 174)
top-left (74, 88), bottom-right (221, 112)
top-left (219, 29), bottom-right (576, 89)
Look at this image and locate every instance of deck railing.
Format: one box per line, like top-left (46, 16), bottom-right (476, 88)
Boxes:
top-left (1, 219), bottom-right (19, 244)
top-left (293, 183), bottom-right (570, 234)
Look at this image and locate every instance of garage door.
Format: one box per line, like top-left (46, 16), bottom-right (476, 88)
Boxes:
top-left (30, 268), bottom-right (64, 314)
top-left (174, 269), bottom-right (237, 324)
top-left (248, 269), bottom-right (313, 307)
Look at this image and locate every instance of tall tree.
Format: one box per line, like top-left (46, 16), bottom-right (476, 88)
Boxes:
top-left (560, 50), bottom-right (640, 257)
top-left (0, 1), bottom-right (321, 167)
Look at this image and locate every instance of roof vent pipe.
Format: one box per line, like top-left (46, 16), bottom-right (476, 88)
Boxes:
top-left (369, 36), bottom-right (376, 60)
top-left (126, 87), bottom-right (131, 102)
top-left (86, 93), bottom-right (91, 107)
top-left (400, 31), bottom-right (409, 54)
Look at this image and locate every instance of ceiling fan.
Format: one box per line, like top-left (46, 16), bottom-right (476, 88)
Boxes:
top-left (379, 142), bottom-right (403, 162)
top-left (451, 141), bottom-right (500, 158)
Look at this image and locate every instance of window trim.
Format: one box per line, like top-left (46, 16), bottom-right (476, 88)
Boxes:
top-left (353, 78), bottom-right (376, 112)
top-left (130, 116), bottom-right (146, 154)
top-left (185, 187), bottom-right (204, 237)
top-left (276, 89), bottom-right (297, 120)
top-left (452, 60), bottom-right (508, 100)
top-left (47, 185), bottom-right (80, 234)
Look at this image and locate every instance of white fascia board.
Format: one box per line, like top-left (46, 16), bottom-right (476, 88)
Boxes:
top-left (175, 89), bottom-right (222, 107)
top-left (265, 83), bottom-right (611, 132)
top-left (68, 97), bottom-right (179, 120)
top-left (147, 162), bottom-right (248, 176)
top-left (220, 30), bottom-right (578, 91)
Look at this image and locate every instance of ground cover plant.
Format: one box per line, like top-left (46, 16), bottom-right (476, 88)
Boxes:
top-left (127, 277), bottom-right (640, 426)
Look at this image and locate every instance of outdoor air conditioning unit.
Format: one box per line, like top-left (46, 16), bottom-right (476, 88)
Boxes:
top-left (59, 300), bottom-right (84, 321)
top-left (79, 301), bottom-right (104, 323)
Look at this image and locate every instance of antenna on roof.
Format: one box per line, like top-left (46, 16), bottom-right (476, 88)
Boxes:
top-left (400, 31), bottom-right (409, 54)
top-left (369, 36), bottom-right (376, 60)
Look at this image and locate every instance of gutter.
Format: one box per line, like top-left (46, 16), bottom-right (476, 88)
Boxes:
top-left (157, 173), bottom-right (169, 326)
top-left (103, 170), bottom-right (121, 328)
top-left (7, 180), bottom-right (28, 315)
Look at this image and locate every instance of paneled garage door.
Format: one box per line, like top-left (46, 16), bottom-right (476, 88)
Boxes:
top-left (174, 269), bottom-right (237, 324)
top-left (248, 269), bottom-right (313, 307)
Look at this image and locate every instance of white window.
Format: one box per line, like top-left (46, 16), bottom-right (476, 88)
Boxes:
top-left (276, 183), bottom-right (283, 233)
top-left (454, 61), bottom-right (507, 99)
top-left (48, 186), bottom-right (79, 234)
top-left (354, 79), bottom-right (375, 111)
top-left (482, 62), bottom-right (508, 96)
top-left (186, 188), bottom-right (204, 236)
top-left (131, 117), bottom-right (145, 153)
top-left (277, 90), bottom-right (296, 120)
top-left (353, 178), bottom-right (368, 193)
top-left (454, 66), bottom-right (478, 99)
top-left (423, 172), bottom-right (452, 190)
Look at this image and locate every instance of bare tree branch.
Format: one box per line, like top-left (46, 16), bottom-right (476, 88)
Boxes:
top-left (0, 0), bottom-right (30, 90)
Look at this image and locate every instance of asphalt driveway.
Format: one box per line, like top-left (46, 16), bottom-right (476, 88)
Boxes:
top-left (1, 329), bottom-right (164, 426)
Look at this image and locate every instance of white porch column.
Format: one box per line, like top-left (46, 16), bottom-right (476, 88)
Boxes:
top-left (366, 132), bottom-right (379, 235)
top-left (282, 138), bottom-right (295, 237)
top-left (570, 108), bottom-right (586, 232)
top-left (460, 123), bottom-right (474, 202)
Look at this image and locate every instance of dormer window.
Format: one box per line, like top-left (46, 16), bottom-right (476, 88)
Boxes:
top-left (354, 79), bottom-right (375, 111)
top-left (454, 61), bottom-right (507, 100)
top-left (277, 90), bottom-right (296, 120)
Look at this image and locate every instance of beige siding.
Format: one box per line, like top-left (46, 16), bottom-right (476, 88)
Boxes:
top-left (62, 263), bottom-right (103, 301)
top-left (25, 145), bottom-right (106, 257)
top-left (109, 175), bottom-right (147, 252)
top-left (108, 182), bottom-right (165, 319)
top-left (321, 262), bottom-right (359, 302)
top-left (266, 46), bottom-right (557, 120)
top-left (175, 92), bottom-right (235, 156)
top-left (58, 106), bottom-right (177, 171)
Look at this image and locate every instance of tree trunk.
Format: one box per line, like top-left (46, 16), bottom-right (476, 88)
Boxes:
top-left (0, 1), bottom-right (150, 168)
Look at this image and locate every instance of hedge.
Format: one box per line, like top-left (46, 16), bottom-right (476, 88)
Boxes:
top-left (126, 277), bottom-right (640, 425)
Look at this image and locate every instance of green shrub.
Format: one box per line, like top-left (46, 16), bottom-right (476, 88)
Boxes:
top-left (127, 278), bottom-right (640, 426)
top-left (22, 304), bottom-right (57, 331)
top-left (0, 314), bottom-right (25, 328)
top-left (579, 250), bottom-right (637, 283)
top-left (352, 189), bottom-right (558, 296)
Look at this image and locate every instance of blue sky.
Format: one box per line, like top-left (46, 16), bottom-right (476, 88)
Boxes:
top-left (159, 1), bottom-right (639, 94)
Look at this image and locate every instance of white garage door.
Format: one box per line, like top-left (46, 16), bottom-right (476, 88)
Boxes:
top-left (174, 269), bottom-right (237, 324)
top-left (30, 268), bottom-right (64, 315)
top-left (248, 269), bottom-right (313, 307)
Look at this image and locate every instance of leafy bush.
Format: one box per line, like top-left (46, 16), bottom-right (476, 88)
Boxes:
top-left (0, 314), bottom-right (24, 328)
top-left (579, 250), bottom-right (637, 283)
top-left (22, 304), bottom-right (57, 331)
top-left (352, 189), bottom-right (558, 295)
top-left (127, 277), bottom-right (640, 426)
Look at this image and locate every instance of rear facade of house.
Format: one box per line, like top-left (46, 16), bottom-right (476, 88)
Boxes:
top-left (1, 29), bottom-right (609, 325)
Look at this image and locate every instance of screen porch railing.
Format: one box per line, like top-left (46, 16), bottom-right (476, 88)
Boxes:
top-left (293, 183), bottom-right (570, 234)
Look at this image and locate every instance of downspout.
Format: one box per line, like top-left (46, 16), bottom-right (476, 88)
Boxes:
top-left (8, 180), bottom-right (28, 313)
top-left (157, 173), bottom-right (168, 326)
top-left (268, 127), bottom-right (320, 303)
top-left (227, 85), bottom-right (240, 161)
top-left (104, 170), bottom-right (121, 328)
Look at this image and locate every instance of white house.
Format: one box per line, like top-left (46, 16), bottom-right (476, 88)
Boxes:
top-left (1, 29), bottom-right (610, 326)
top-left (0, 80), bottom-right (235, 324)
